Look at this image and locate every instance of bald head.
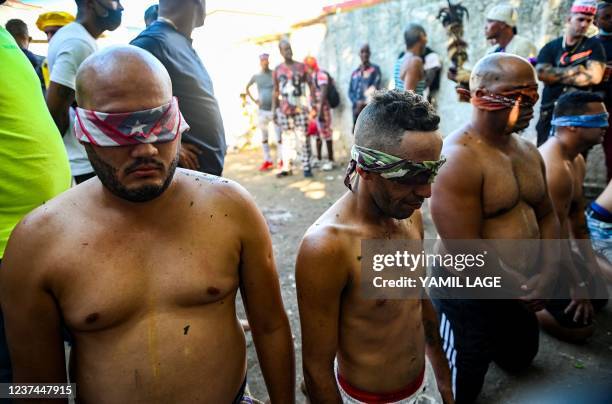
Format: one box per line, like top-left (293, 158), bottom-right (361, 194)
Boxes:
top-left (76, 45), bottom-right (172, 113)
top-left (470, 53), bottom-right (536, 92)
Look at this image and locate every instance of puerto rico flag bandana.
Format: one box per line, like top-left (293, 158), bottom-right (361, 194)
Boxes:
top-left (74, 97), bottom-right (189, 147)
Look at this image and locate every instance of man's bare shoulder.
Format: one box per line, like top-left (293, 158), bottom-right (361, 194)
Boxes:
top-left (439, 127), bottom-right (484, 179)
top-left (176, 169), bottom-right (255, 208)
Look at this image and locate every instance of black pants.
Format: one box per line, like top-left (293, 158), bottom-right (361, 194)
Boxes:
top-left (432, 298), bottom-right (539, 404)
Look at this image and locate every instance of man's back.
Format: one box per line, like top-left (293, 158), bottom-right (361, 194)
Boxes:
top-left (131, 21), bottom-right (226, 176)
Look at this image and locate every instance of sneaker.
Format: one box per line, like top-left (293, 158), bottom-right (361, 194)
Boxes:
top-left (303, 169), bottom-right (313, 178)
top-left (311, 158), bottom-right (321, 168)
top-left (258, 161), bottom-right (274, 171)
top-left (321, 161), bottom-right (334, 171)
top-left (276, 170), bottom-right (291, 178)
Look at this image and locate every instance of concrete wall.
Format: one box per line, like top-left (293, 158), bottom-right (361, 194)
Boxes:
top-left (306, 0), bottom-right (606, 191)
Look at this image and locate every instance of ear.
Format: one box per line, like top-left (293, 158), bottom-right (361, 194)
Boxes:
top-left (356, 167), bottom-right (373, 181)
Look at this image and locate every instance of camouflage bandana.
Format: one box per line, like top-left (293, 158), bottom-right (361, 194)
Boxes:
top-left (344, 145), bottom-right (446, 191)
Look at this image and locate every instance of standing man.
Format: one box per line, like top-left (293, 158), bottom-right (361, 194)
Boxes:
top-left (246, 53), bottom-right (283, 171)
top-left (485, 4), bottom-right (537, 60)
top-left (0, 15), bottom-right (71, 385)
top-left (538, 91), bottom-right (609, 343)
top-left (1, 45), bottom-right (294, 403)
top-left (46, 0), bottom-right (124, 184)
top-left (273, 39), bottom-right (313, 178)
top-left (394, 23), bottom-right (427, 95)
top-left (4, 19), bottom-right (45, 90)
top-left (430, 54), bottom-right (559, 404)
top-left (297, 90), bottom-right (453, 404)
top-left (536, 0), bottom-right (605, 146)
top-left (304, 56), bottom-right (334, 171)
top-left (131, 0), bottom-right (227, 176)
top-left (594, 1), bottom-right (612, 180)
top-left (348, 43), bottom-right (382, 128)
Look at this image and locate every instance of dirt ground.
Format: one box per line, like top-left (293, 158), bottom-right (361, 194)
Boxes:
top-left (224, 148), bottom-right (612, 404)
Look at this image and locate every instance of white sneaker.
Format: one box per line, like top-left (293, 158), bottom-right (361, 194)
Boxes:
top-left (322, 161), bottom-right (334, 171)
top-left (311, 158), bottom-right (321, 168)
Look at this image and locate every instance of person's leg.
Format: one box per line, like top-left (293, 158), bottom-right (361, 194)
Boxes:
top-left (259, 110), bottom-right (272, 163)
top-left (276, 110), bottom-right (292, 176)
top-left (295, 112), bottom-right (312, 176)
top-left (536, 107), bottom-right (553, 147)
top-left (326, 140), bottom-right (334, 162)
top-left (274, 121), bottom-right (283, 166)
top-left (432, 298), bottom-right (492, 404)
top-left (492, 300), bottom-right (539, 369)
top-left (316, 137), bottom-right (323, 161)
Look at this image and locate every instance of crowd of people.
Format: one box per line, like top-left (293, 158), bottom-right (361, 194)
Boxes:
top-left (0, 0), bottom-right (611, 403)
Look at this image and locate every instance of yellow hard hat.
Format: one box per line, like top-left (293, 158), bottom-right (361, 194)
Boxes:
top-left (36, 11), bottom-right (75, 32)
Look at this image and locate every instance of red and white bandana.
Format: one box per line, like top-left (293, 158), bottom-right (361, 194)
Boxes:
top-left (74, 97), bottom-right (189, 147)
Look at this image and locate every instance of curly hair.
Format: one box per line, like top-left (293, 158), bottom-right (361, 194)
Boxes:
top-left (355, 90), bottom-right (440, 152)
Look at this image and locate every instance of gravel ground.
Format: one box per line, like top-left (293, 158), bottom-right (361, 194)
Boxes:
top-left (224, 148), bottom-right (612, 404)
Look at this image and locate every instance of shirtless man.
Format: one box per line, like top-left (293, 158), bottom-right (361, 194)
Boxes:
top-left (394, 23), bottom-right (427, 95)
top-left (430, 53), bottom-right (560, 404)
top-left (538, 90), bottom-right (609, 342)
top-left (0, 46), bottom-right (294, 403)
top-left (297, 90), bottom-right (453, 403)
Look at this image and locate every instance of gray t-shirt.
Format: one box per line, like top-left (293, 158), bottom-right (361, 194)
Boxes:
top-left (47, 22), bottom-right (96, 177)
top-left (248, 71), bottom-right (274, 111)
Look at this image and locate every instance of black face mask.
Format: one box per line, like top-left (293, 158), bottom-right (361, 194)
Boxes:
top-left (95, 0), bottom-right (122, 30)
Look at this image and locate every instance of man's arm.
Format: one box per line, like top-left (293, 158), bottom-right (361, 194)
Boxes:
top-left (0, 217), bottom-right (67, 403)
top-left (234, 186), bottom-right (294, 404)
top-left (272, 69), bottom-right (280, 122)
top-left (46, 81), bottom-right (74, 135)
top-left (421, 299), bottom-right (454, 404)
top-left (296, 229), bottom-right (349, 404)
top-left (245, 76), bottom-right (257, 104)
top-left (536, 61), bottom-right (605, 87)
top-left (401, 57), bottom-right (424, 92)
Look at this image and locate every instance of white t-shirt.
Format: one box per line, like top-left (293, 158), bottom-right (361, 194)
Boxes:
top-left (47, 22), bottom-right (97, 177)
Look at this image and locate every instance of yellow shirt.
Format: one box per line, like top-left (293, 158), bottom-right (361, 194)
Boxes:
top-left (0, 27), bottom-right (71, 258)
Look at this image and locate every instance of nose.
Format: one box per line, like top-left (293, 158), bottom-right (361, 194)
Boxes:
top-left (414, 184), bottom-right (432, 199)
top-left (130, 143), bottom-right (159, 158)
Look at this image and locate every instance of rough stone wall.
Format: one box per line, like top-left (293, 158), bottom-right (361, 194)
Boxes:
top-left (310, 0), bottom-right (606, 191)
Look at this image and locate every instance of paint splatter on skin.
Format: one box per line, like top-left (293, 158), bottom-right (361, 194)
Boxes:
top-left (183, 325), bottom-right (190, 335)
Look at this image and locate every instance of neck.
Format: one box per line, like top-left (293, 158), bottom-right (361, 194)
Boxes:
top-left (350, 180), bottom-right (398, 228)
top-left (471, 109), bottom-right (513, 145)
top-left (407, 45), bottom-right (422, 56)
top-left (361, 61), bottom-right (370, 68)
top-left (76, 14), bottom-right (104, 39)
top-left (159, 12), bottom-right (194, 38)
top-left (565, 32), bottom-right (582, 46)
top-left (284, 58), bottom-right (294, 65)
top-left (553, 131), bottom-right (582, 160)
top-left (261, 67), bottom-right (271, 73)
top-left (98, 176), bottom-right (178, 214)
top-left (496, 30), bottom-right (514, 49)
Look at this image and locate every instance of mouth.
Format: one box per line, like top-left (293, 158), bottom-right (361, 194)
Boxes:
top-left (128, 165), bottom-right (163, 177)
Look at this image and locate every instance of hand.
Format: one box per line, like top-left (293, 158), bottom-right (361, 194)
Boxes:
top-left (519, 274), bottom-right (547, 312)
top-left (179, 142), bottom-right (202, 170)
top-left (565, 286), bottom-right (594, 325)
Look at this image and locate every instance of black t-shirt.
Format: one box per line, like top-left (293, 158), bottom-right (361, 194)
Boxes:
top-left (537, 36), bottom-right (606, 109)
top-left (131, 21), bottom-right (226, 176)
top-left (594, 35), bottom-right (612, 104)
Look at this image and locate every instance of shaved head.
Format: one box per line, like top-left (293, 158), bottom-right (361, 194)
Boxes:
top-left (470, 53), bottom-right (536, 93)
top-left (76, 45), bottom-right (172, 113)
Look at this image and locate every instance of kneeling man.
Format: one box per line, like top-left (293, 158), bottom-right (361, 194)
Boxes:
top-left (297, 90), bottom-right (453, 403)
top-left (0, 46), bottom-right (294, 403)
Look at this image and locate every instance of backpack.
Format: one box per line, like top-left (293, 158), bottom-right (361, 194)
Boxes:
top-left (316, 71), bottom-right (341, 109)
top-left (325, 72), bottom-right (341, 109)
